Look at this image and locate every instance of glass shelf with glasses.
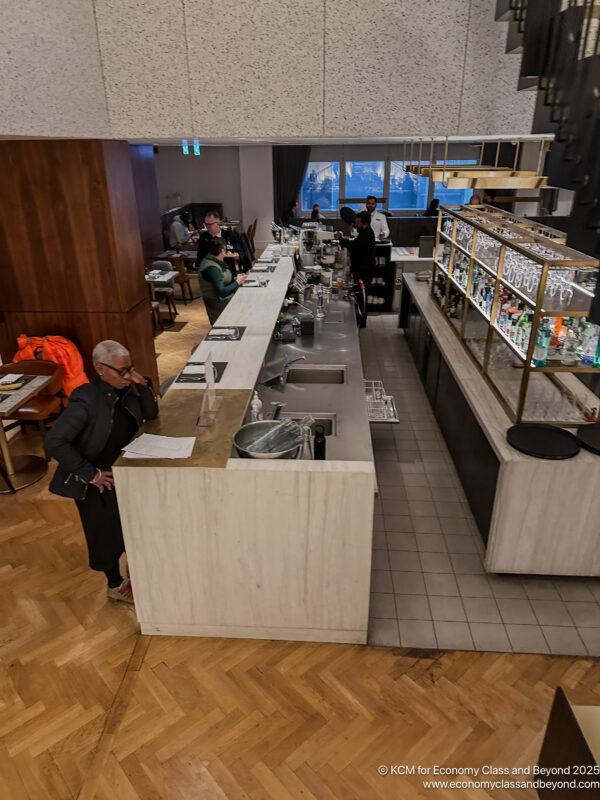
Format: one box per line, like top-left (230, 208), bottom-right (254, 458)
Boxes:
top-left (431, 204), bottom-right (600, 425)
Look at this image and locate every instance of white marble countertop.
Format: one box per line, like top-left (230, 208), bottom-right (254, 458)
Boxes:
top-left (391, 246), bottom-right (432, 262)
top-left (171, 247), bottom-right (294, 391)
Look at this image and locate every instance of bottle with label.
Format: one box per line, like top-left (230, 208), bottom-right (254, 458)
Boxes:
top-left (533, 318), bottom-right (552, 366)
top-left (579, 321), bottom-right (599, 365)
top-left (560, 318), bottom-right (579, 365)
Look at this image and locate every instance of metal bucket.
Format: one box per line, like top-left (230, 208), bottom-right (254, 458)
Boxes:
top-left (233, 420), bottom-right (299, 459)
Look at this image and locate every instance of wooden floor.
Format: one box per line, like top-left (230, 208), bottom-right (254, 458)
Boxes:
top-left (1, 296), bottom-right (599, 799)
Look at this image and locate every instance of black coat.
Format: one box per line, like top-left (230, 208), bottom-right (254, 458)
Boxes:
top-left (196, 228), bottom-right (252, 271)
top-left (45, 375), bottom-right (158, 499)
top-left (340, 226), bottom-right (376, 280)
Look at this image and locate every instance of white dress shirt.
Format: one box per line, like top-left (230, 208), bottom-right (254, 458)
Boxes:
top-left (169, 216), bottom-right (192, 248)
top-left (358, 206), bottom-right (390, 239)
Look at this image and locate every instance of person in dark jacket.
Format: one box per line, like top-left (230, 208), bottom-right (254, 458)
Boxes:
top-left (424, 198), bottom-right (440, 216)
top-left (197, 238), bottom-right (247, 324)
top-left (196, 210), bottom-right (250, 270)
top-left (335, 211), bottom-right (376, 327)
top-left (44, 340), bottom-right (158, 604)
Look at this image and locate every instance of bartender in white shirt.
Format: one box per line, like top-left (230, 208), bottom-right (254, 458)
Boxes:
top-left (168, 212), bottom-right (193, 248)
top-left (358, 195), bottom-right (390, 239)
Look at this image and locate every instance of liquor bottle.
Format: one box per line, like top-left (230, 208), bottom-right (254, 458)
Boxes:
top-left (560, 318), bottom-right (579, 365)
top-left (515, 309), bottom-right (528, 349)
top-left (594, 329), bottom-right (600, 368)
top-left (533, 318), bottom-right (552, 366)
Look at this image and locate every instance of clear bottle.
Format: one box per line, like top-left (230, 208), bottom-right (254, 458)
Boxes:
top-left (560, 318), bottom-right (579, 365)
top-left (533, 318), bottom-right (552, 366)
top-left (579, 321), bottom-right (599, 365)
top-left (297, 425), bottom-right (313, 460)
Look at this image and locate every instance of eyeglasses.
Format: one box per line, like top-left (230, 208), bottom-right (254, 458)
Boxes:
top-left (99, 362), bottom-right (135, 377)
top-left (205, 219), bottom-right (220, 227)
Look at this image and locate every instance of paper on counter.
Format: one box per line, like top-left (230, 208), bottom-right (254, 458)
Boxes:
top-left (0, 374), bottom-right (23, 384)
top-left (122, 433), bottom-right (195, 459)
top-left (210, 328), bottom-right (236, 336)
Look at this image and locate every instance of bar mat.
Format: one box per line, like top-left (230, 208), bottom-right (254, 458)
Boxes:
top-left (206, 326), bottom-right (246, 341)
top-left (507, 423), bottom-right (580, 460)
top-left (175, 362), bottom-right (227, 384)
top-left (577, 423), bottom-right (600, 455)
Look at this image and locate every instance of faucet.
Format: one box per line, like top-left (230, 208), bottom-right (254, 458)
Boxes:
top-left (281, 354), bottom-right (306, 384)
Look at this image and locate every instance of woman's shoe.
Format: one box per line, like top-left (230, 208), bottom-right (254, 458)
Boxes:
top-left (107, 578), bottom-right (134, 604)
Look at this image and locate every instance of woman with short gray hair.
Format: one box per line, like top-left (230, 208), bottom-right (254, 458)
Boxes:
top-left (45, 340), bottom-right (158, 604)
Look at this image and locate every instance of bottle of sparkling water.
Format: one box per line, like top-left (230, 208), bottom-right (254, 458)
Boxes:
top-left (533, 318), bottom-right (552, 366)
top-left (579, 321), bottom-right (599, 365)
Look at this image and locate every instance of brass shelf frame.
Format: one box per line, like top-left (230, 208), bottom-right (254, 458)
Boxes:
top-left (431, 205), bottom-right (600, 426)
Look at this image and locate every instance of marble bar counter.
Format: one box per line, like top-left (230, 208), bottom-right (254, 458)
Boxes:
top-left (113, 245), bottom-right (376, 644)
top-left (401, 275), bottom-right (600, 577)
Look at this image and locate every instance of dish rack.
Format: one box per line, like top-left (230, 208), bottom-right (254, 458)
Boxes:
top-left (364, 380), bottom-right (399, 423)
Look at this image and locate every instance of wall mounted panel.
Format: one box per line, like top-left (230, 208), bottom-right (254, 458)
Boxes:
top-left (94, 0), bottom-right (192, 138)
top-left (0, 0), bottom-right (109, 137)
top-left (185, 0), bottom-right (324, 138)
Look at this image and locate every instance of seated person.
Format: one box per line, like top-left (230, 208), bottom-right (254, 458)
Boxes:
top-left (311, 203), bottom-right (325, 221)
top-left (197, 210), bottom-right (249, 270)
top-left (358, 195), bottom-right (389, 239)
top-left (197, 238), bottom-right (246, 324)
top-left (168, 212), bottom-right (193, 248)
top-left (282, 200), bottom-right (298, 227)
top-left (424, 198), bottom-right (440, 216)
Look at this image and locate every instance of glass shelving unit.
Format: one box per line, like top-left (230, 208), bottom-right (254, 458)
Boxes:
top-left (432, 205), bottom-right (600, 425)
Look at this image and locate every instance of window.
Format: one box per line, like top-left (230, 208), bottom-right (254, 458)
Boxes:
top-left (344, 161), bottom-right (385, 209)
top-left (300, 162), bottom-right (340, 212)
top-left (434, 160), bottom-right (477, 206)
top-left (389, 161), bottom-right (429, 210)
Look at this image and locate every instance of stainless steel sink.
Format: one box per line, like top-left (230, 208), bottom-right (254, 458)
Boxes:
top-left (285, 365), bottom-right (346, 384)
top-left (279, 412), bottom-right (337, 436)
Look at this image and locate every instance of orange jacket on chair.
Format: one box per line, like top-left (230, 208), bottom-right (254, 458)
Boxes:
top-left (13, 335), bottom-right (89, 396)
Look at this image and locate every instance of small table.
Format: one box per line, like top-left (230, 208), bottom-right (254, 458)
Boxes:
top-left (0, 374), bottom-right (53, 493)
top-left (145, 270), bottom-right (178, 300)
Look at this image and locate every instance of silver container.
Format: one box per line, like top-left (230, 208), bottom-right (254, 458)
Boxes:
top-left (233, 420), bottom-right (300, 459)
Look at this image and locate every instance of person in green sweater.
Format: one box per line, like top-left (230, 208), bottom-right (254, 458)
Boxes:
top-left (197, 237), bottom-right (247, 324)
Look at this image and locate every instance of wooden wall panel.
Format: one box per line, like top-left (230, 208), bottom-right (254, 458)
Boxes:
top-left (0, 140), bottom-right (146, 314)
top-left (129, 145), bottom-right (163, 265)
top-left (0, 299), bottom-right (158, 387)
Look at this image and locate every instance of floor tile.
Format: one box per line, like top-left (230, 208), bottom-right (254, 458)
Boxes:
top-left (386, 533), bottom-right (417, 551)
top-left (369, 593), bottom-right (397, 619)
top-left (384, 515), bottom-right (413, 533)
top-left (521, 579), bottom-right (561, 601)
top-left (377, 471), bottom-right (406, 486)
top-left (389, 551), bottom-right (422, 572)
top-left (435, 501), bottom-right (467, 518)
top-left (505, 624), bottom-right (549, 654)
top-left (423, 572), bottom-right (460, 597)
top-left (564, 602), bottom-right (600, 628)
top-left (587, 582), bottom-right (600, 603)
top-left (368, 618), bottom-right (400, 647)
top-left (401, 473), bottom-right (430, 487)
top-left (408, 500), bottom-right (437, 517)
top-left (487, 576), bottom-right (527, 599)
top-left (456, 574), bottom-right (493, 598)
top-left (554, 581), bottom-right (596, 602)
top-left (440, 517), bottom-right (473, 535)
top-left (434, 621), bottom-right (475, 651)
top-left (497, 598), bottom-right (538, 625)
top-left (398, 620), bottom-right (437, 649)
top-left (370, 570), bottom-right (393, 593)
top-left (462, 597), bottom-right (502, 623)
top-left (395, 594), bottom-right (431, 620)
top-left (450, 554), bottom-right (484, 574)
top-left (371, 550), bottom-right (390, 571)
top-left (541, 626), bottom-right (587, 656)
top-left (392, 572), bottom-right (427, 595)
top-left (404, 486), bottom-right (433, 501)
top-left (420, 552), bottom-right (453, 573)
top-left (411, 516), bottom-right (441, 534)
top-left (443, 535), bottom-right (479, 554)
top-left (372, 532), bottom-right (387, 550)
top-left (380, 485), bottom-right (408, 500)
top-left (469, 623), bottom-right (512, 653)
top-left (373, 515), bottom-right (385, 532)
top-left (430, 487), bottom-right (460, 502)
top-left (530, 599), bottom-right (574, 627)
top-left (577, 627), bottom-right (600, 656)
top-left (415, 533), bottom-right (447, 553)
top-left (382, 499), bottom-right (410, 516)
top-left (429, 595), bottom-right (466, 622)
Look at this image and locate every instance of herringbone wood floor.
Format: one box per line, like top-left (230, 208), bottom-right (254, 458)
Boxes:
top-left (2, 298), bottom-right (599, 798)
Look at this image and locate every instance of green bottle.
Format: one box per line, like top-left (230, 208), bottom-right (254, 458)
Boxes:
top-left (533, 319), bottom-right (552, 366)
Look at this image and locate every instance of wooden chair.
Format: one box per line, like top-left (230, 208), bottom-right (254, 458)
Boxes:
top-left (150, 260), bottom-right (178, 322)
top-left (246, 217), bottom-right (258, 253)
top-left (0, 360), bottom-right (63, 455)
top-left (151, 300), bottom-right (163, 333)
top-left (171, 256), bottom-right (194, 303)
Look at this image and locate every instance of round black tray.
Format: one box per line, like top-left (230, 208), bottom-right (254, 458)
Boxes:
top-left (576, 423), bottom-right (600, 456)
top-left (507, 423), bottom-right (580, 460)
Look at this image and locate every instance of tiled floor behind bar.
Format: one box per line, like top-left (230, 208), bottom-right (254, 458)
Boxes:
top-left (362, 314), bottom-right (600, 657)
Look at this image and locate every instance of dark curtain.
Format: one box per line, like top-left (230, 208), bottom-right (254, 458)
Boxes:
top-left (273, 145), bottom-right (310, 224)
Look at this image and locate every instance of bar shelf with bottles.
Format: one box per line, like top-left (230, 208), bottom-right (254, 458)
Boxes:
top-left (432, 204), bottom-right (600, 425)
